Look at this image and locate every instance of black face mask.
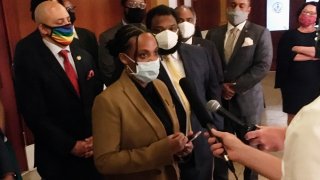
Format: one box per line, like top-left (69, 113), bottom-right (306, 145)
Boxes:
top-left (68, 11), bottom-right (76, 24)
top-left (125, 8), bottom-right (146, 23)
top-left (158, 40), bottom-right (181, 56)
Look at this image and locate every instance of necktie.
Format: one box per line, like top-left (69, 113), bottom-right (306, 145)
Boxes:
top-left (224, 27), bottom-right (239, 63)
top-left (59, 50), bottom-right (80, 96)
top-left (164, 55), bottom-right (191, 133)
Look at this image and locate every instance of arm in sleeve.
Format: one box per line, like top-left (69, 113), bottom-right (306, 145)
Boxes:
top-left (92, 96), bottom-right (174, 175)
top-left (234, 29), bottom-right (273, 93)
top-left (13, 43), bottom-right (76, 155)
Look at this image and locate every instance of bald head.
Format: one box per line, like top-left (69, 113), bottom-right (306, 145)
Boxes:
top-left (34, 1), bottom-right (69, 26)
top-left (175, 5), bottom-right (196, 24)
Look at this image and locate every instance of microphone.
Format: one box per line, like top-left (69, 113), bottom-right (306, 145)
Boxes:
top-left (179, 77), bottom-right (236, 175)
top-left (206, 100), bottom-right (258, 132)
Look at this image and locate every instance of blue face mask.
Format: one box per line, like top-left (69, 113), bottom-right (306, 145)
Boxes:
top-left (125, 54), bottom-right (160, 83)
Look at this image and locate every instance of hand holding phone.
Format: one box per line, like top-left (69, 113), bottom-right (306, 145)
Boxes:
top-left (187, 131), bottom-right (202, 143)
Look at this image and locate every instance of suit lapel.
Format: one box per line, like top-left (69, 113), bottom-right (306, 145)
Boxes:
top-left (121, 73), bottom-right (167, 139)
top-left (39, 41), bottom-right (80, 98)
top-left (228, 22), bottom-right (249, 64)
top-left (153, 80), bottom-right (179, 133)
top-left (218, 26), bottom-right (228, 67)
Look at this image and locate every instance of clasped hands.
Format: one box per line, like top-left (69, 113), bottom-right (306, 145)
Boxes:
top-left (71, 136), bottom-right (93, 158)
top-left (222, 83), bottom-right (236, 100)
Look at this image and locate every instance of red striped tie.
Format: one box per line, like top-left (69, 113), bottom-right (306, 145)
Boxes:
top-left (59, 50), bottom-right (80, 96)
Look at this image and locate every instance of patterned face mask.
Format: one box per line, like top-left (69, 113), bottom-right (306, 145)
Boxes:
top-left (45, 24), bottom-right (75, 46)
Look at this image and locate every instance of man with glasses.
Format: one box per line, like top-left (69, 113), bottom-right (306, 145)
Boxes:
top-left (98, 0), bottom-right (147, 86)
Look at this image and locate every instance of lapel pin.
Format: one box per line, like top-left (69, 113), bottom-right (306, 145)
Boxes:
top-left (76, 56), bottom-right (82, 61)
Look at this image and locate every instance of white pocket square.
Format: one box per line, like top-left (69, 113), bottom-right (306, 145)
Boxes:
top-left (242, 37), bottom-right (253, 47)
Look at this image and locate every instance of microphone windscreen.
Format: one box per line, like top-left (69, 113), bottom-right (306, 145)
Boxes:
top-left (206, 100), bottom-right (220, 112)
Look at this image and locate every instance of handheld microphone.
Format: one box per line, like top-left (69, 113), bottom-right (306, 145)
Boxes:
top-left (206, 100), bottom-right (258, 132)
top-left (179, 77), bottom-right (236, 175)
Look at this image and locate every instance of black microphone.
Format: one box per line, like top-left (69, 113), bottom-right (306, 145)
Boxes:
top-left (179, 77), bottom-right (236, 176)
top-left (206, 100), bottom-right (258, 132)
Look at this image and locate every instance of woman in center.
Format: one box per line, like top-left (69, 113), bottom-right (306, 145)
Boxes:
top-left (92, 24), bottom-right (193, 180)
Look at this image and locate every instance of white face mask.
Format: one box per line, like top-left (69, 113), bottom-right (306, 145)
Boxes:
top-left (178, 21), bottom-right (195, 39)
top-left (155, 30), bottom-right (178, 50)
top-left (125, 54), bottom-right (160, 83)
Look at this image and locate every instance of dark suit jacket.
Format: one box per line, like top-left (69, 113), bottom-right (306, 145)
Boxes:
top-left (192, 37), bottom-right (224, 84)
top-left (158, 43), bottom-right (221, 180)
top-left (206, 21), bottom-right (273, 124)
top-left (14, 30), bottom-right (102, 180)
top-left (74, 27), bottom-right (98, 67)
top-left (98, 23), bottom-right (124, 86)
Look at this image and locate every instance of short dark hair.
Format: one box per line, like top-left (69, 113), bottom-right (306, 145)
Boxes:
top-left (145, 5), bottom-right (179, 29)
top-left (107, 24), bottom-right (147, 57)
top-left (297, 2), bottom-right (318, 24)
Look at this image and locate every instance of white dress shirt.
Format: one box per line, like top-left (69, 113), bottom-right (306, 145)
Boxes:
top-left (42, 38), bottom-right (77, 76)
top-left (224, 21), bottom-right (247, 50)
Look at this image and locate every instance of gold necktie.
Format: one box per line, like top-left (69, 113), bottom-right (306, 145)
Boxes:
top-left (163, 55), bottom-right (191, 133)
top-left (224, 27), bottom-right (239, 63)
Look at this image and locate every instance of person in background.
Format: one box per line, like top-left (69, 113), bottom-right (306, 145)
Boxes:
top-left (206, 0), bottom-right (273, 179)
top-left (0, 76), bottom-right (21, 180)
top-left (92, 24), bottom-right (193, 180)
top-left (0, 97), bottom-right (16, 180)
top-left (275, 2), bottom-right (320, 125)
top-left (30, 0), bottom-right (99, 67)
top-left (146, 5), bottom-right (221, 180)
top-left (98, 0), bottom-right (147, 86)
top-left (175, 5), bottom-right (224, 86)
top-left (14, 1), bottom-right (102, 179)
top-left (207, 93), bottom-right (320, 180)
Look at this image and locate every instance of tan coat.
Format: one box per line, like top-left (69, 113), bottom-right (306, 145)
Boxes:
top-left (92, 72), bottom-right (180, 180)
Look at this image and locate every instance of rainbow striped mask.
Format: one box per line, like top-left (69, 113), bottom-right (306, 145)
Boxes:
top-left (46, 24), bottom-right (75, 46)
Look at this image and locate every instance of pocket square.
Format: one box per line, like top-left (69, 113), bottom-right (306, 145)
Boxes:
top-left (242, 37), bottom-right (253, 47)
top-left (87, 70), bottom-right (95, 80)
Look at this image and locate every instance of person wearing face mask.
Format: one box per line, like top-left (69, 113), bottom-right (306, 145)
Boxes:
top-left (13, 1), bottom-right (103, 179)
top-left (275, 2), bottom-right (320, 125)
top-left (98, 0), bottom-right (147, 86)
top-left (175, 5), bottom-right (224, 86)
top-left (206, 0), bottom-right (273, 179)
top-left (30, 0), bottom-right (99, 67)
top-left (146, 5), bottom-right (221, 180)
top-left (92, 24), bottom-right (193, 180)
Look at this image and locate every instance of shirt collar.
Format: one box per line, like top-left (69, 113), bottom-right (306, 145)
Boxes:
top-left (227, 20), bottom-right (247, 32)
top-left (185, 37), bottom-right (193, 45)
top-left (73, 26), bottom-right (79, 39)
top-left (42, 38), bottom-right (71, 55)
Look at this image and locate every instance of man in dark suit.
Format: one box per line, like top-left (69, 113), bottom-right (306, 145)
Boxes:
top-left (30, 0), bottom-right (99, 67)
top-left (14, 2), bottom-right (102, 179)
top-left (146, 5), bottom-right (221, 180)
top-left (206, 0), bottom-right (273, 179)
top-left (175, 5), bottom-right (224, 85)
top-left (98, 0), bottom-right (146, 86)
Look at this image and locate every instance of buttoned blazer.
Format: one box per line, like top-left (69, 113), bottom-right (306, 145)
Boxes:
top-left (92, 71), bottom-right (180, 180)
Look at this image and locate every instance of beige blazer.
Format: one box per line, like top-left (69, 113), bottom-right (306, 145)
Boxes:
top-left (92, 71), bottom-right (180, 180)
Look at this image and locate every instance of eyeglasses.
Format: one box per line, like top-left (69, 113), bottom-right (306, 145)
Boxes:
top-left (126, 1), bottom-right (146, 9)
top-left (66, 6), bottom-right (76, 12)
top-left (301, 10), bottom-right (317, 16)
